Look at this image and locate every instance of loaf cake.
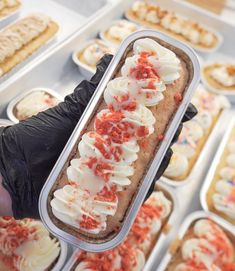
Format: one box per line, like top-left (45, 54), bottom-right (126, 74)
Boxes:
top-left (101, 19), bottom-right (139, 45)
top-left (12, 90), bottom-right (60, 121)
top-left (75, 39), bottom-right (115, 72)
top-left (0, 217), bottom-right (60, 271)
top-left (203, 63), bottom-right (235, 92)
top-left (206, 126), bottom-right (235, 226)
top-left (70, 188), bottom-right (172, 271)
top-left (0, 13), bottom-right (59, 77)
top-left (0, 0), bottom-right (20, 18)
top-left (164, 86), bottom-right (229, 181)
top-left (165, 219), bottom-right (235, 271)
top-left (126, 1), bottom-right (220, 51)
top-left (49, 36), bottom-right (193, 242)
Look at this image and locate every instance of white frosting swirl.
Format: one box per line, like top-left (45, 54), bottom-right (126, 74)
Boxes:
top-left (211, 66), bottom-right (235, 87)
top-left (164, 152), bottom-right (189, 178)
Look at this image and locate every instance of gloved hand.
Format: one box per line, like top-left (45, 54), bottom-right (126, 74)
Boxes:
top-left (0, 54), bottom-right (197, 219)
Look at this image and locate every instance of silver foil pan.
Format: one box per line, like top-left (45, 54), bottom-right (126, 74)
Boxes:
top-left (6, 87), bottom-right (64, 123)
top-left (39, 29), bottom-right (200, 252)
top-left (200, 116), bottom-right (235, 226)
top-left (53, 239), bottom-right (69, 271)
top-left (158, 210), bottom-right (235, 270)
top-left (161, 108), bottom-right (230, 187)
top-left (61, 182), bottom-right (178, 271)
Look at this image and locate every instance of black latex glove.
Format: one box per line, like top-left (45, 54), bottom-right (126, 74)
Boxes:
top-left (0, 54), bottom-right (197, 219)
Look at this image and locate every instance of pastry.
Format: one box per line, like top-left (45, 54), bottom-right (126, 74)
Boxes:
top-left (0, 13), bottom-right (59, 77)
top-left (0, 216), bottom-right (60, 271)
top-left (164, 86), bottom-right (229, 181)
top-left (101, 19), bottom-right (139, 45)
top-left (0, 0), bottom-right (20, 18)
top-left (126, 1), bottom-right (220, 51)
top-left (206, 127), bottom-right (235, 225)
top-left (165, 219), bottom-right (235, 271)
top-left (11, 90), bottom-right (60, 121)
top-left (70, 188), bottom-right (172, 271)
top-left (75, 39), bottom-right (115, 72)
top-left (49, 36), bottom-right (193, 242)
top-left (203, 63), bottom-right (235, 92)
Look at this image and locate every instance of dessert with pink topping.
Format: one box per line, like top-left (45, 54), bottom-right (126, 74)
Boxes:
top-left (48, 36), bottom-right (192, 241)
top-left (0, 216), bottom-right (60, 271)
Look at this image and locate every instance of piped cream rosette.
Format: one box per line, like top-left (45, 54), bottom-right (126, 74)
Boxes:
top-left (51, 38), bottom-right (181, 234)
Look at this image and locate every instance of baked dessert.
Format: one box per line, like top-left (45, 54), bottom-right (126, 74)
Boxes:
top-left (70, 189), bottom-right (172, 271)
top-left (165, 219), bottom-right (235, 271)
top-left (75, 39), bottom-right (115, 72)
top-left (164, 86), bottom-right (229, 181)
top-left (101, 20), bottom-right (139, 45)
top-left (12, 90), bottom-right (60, 121)
top-left (49, 37), bottom-right (193, 242)
top-left (206, 127), bottom-right (235, 226)
top-left (0, 216), bottom-right (60, 271)
top-left (203, 63), bottom-right (235, 92)
top-left (0, 14), bottom-right (59, 77)
top-left (126, 1), bottom-right (220, 51)
top-left (0, 0), bottom-right (20, 18)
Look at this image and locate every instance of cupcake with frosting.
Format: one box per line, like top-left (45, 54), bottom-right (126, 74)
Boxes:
top-left (0, 217), bottom-right (61, 271)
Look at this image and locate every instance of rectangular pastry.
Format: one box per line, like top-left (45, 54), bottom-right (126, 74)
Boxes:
top-left (164, 86), bottom-right (229, 181)
top-left (165, 217), bottom-right (235, 270)
top-left (47, 35), bottom-right (195, 243)
top-left (206, 126), bottom-right (235, 226)
top-left (126, 1), bottom-right (221, 51)
top-left (0, 0), bottom-right (21, 18)
top-left (0, 13), bottom-right (59, 77)
top-left (69, 186), bottom-right (173, 271)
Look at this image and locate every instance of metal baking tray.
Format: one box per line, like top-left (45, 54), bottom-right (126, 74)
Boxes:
top-left (200, 115), bottom-right (235, 226)
top-left (157, 210), bottom-right (235, 271)
top-left (6, 87), bottom-right (63, 123)
top-left (39, 30), bottom-right (200, 252)
top-left (53, 239), bottom-right (69, 271)
top-left (0, 0), bottom-right (111, 89)
top-left (161, 108), bottom-right (230, 187)
top-left (61, 181), bottom-right (178, 271)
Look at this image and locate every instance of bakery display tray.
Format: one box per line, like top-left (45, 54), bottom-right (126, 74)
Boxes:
top-left (0, 0), bottom-right (112, 89)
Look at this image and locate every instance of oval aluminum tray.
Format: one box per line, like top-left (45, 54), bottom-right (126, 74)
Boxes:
top-left (158, 210), bottom-right (235, 270)
top-left (7, 87), bottom-right (64, 123)
top-left (39, 29), bottom-right (200, 252)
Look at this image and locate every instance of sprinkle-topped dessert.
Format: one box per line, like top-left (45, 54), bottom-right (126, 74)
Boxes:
top-left (76, 39), bottom-right (115, 72)
top-left (203, 63), bottom-right (235, 92)
top-left (72, 190), bottom-right (172, 271)
top-left (206, 126), bottom-right (235, 226)
top-left (0, 0), bottom-right (21, 18)
top-left (13, 90), bottom-right (60, 121)
top-left (0, 217), bottom-right (60, 271)
top-left (166, 219), bottom-right (235, 271)
top-left (101, 20), bottom-right (139, 45)
top-left (0, 14), bottom-right (59, 77)
top-left (164, 86), bottom-right (229, 181)
top-left (126, 1), bottom-right (220, 51)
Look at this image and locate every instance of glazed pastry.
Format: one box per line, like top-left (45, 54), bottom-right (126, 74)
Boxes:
top-left (49, 36), bottom-right (192, 241)
top-left (13, 90), bottom-right (60, 121)
top-left (126, 1), bottom-right (220, 51)
top-left (71, 190), bottom-right (172, 271)
top-left (0, 217), bottom-right (60, 271)
top-left (166, 219), bottom-right (235, 271)
top-left (164, 86), bottom-right (229, 180)
top-left (206, 127), bottom-right (235, 225)
top-left (203, 63), bottom-right (235, 92)
top-left (0, 0), bottom-right (20, 18)
top-left (0, 14), bottom-right (59, 77)
top-left (76, 39), bottom-right (115, 71)
top-left (101, 20), bottom-right (139, 45)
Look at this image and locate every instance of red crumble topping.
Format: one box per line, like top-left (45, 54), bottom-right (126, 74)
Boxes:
top-left (95, 186), bottom-right (117, 203)
top-left (174, 92), bottom-right (183, 104)
top-left (157, 134), bottom-right (164, 141)
top-left (80, 215), bottom-right (100, 230)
